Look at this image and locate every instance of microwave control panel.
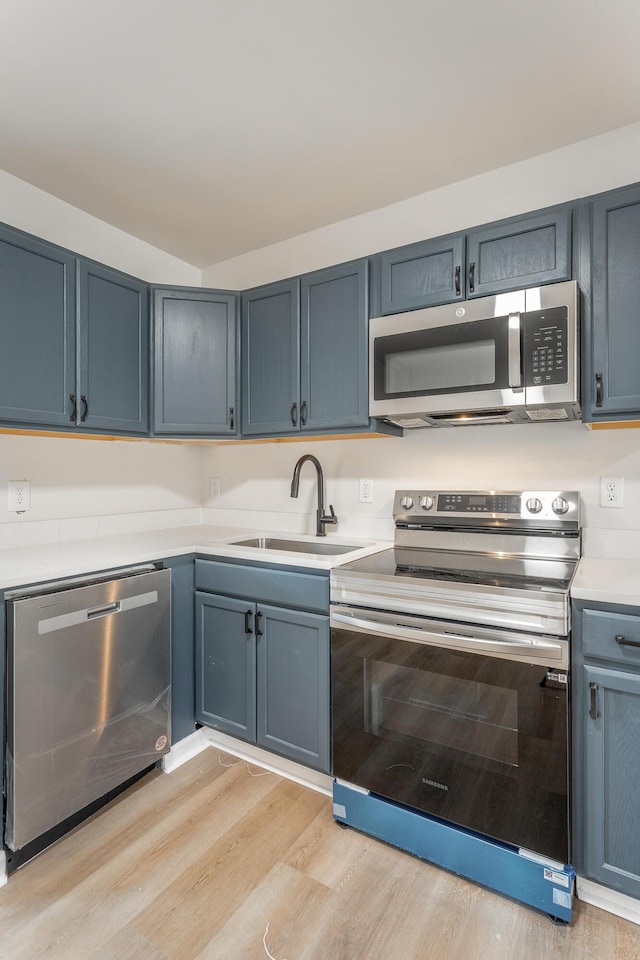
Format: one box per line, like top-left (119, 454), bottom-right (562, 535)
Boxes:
top-left (523, 307), bottom-right (568, 386)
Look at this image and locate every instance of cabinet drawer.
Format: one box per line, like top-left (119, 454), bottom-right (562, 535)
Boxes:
top-left (195, 559), bottom-right (329, 613)
top-left (582, 607), bottom-right (640, 666)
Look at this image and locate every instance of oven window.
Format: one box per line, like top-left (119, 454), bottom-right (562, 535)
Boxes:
top-left (385, 339), bottom-right (495, 394)
top-left (367, 660), bottom-right (518, 769)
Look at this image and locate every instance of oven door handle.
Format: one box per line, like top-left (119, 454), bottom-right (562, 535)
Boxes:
top-left (330, 608), bottom-right (567, 665)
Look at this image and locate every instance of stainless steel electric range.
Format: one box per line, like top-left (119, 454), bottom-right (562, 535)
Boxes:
top-left (330, 489), bottom-right (580, 922)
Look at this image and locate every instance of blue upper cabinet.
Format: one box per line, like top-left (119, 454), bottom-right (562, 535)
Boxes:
top-left (466, 207), bottom-right (572, 298)
top-left (0, 223), bottom-right (149, 435)
top-left (0, 224), bottom-right (76, 427)
top-left (582, 184), bottom-right (640, 421)
top-left (77, 260), bottom-right (149, 434)
top-left (152, 287), bottom-right (238, 436)
top-left (242, 279), bottom-right (300, 436)
top-left (300, 260), bottom-right (369, 431)
top-left (242, 261), bottom-right (369, 437)
top-left (372, 206), bottom-right (572, 315)
top-left (378, 234), bottom-right (465, 314)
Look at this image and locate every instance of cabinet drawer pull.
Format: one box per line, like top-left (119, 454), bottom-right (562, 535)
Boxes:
top-left (244, 609), bottom-right (253, 634)
top-left (589, 682), bottom-right (599, 720)
top-left (229, 406), bottom-right (235, 431)
top-left (290, 402), bottom-right (298, 426)
top-left (255, 611), bottom-right (263, 637)
top-left (615, 634), bottom-right (640, 649)
top-left (300, 401), bottom-right (307, 426)
top-left (69, 394), bottom-right (77, 422)
top-left (468, 261), bottom-right (476, 293)
top-left (80, 395), bottom-right (89, 422)
top-left (454, 265), bottom-right (461, 296)
top-left (595, 372), bottom-right (603, 408)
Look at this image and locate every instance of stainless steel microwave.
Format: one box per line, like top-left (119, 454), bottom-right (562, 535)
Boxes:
top-left (369, 280), bottom-right (579, 427)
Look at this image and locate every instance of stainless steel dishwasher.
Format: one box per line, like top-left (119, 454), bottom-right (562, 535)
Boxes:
top-left (5, 564), bottom-right (171, 861)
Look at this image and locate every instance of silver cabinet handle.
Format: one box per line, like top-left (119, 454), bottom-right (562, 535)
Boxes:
top-left (589, 682), bottom-right (599, 720)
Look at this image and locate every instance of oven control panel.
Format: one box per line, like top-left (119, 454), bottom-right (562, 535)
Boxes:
top-left (438, 493), bottom-right (521, 513)
top-left (393, 489), bottom-right (580, 528)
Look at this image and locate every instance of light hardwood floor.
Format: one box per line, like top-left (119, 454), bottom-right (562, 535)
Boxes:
top-left (0, 749), bottom-right (639, 960)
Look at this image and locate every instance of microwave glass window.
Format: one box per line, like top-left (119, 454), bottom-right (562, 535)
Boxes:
top-left (384, 339), bottom-right (495, 395)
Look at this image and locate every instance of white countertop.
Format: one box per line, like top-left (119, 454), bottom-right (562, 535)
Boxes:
top-left (571, 557), bottom-right (640, 607)
top-left (2, 522), bottom-right (639, 608)
top-left (0, 524), bottom-right (392, 593)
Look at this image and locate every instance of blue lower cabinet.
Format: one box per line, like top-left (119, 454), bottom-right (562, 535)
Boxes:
top-left (572, 601), bottom-right (640, 900)
top-left (195, 580), bottom-right (330, 773)
top-left (257, 603), bottom-right (329, 770)
top-left (196, 592), bottom-right (257, 741)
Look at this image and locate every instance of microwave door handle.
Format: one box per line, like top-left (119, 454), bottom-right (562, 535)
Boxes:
top-left (508, 312), bottom-right (523, 391)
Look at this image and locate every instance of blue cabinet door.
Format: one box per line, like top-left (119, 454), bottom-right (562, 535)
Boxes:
top-left (466, 207), bottom-right (572, 298)
top-left (241, 279), bottom-right (300, 435)
top-left (300, 260), bottom-right (369, 431)
top-left (256, 603), bottom-right (330, 772)
top-left (587, 184), bottom-right (640, 418)
top-left (0, 223), bottom-right (76, 427)
top-left (377, 234), bottom-right (465, 314)
top-left (195, 592), bottom-right (257, 742)
top-left (582, 663), bottom-right (640, 898)
top-left (77, 260), bottom-right (149, 434)
top-left (153, 288), bottom-right (238, 436)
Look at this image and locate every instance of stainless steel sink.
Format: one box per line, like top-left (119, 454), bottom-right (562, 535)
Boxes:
top-left (228, 537), bottom-right (368, 556)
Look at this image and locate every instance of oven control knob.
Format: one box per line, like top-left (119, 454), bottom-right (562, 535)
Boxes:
top-left (526, 497), bottom-right (543, 514)
top-left (419, 496), bottom-right (434, 511)
top-left (552, 497), bottom-right (570, 515)
top-left (400, 496), bottom-right (414, 510)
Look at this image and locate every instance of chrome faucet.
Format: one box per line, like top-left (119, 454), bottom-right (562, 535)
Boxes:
top-left (290, 454), bottom-right (338, 537)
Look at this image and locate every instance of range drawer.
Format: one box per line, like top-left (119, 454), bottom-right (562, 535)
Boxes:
top-left (195, 559), bottom-right (329, 614)
top-left (582, 607), bottom-right (640, 667)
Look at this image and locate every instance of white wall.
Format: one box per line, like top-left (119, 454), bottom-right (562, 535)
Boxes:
top-left (202, 121), bottom-right (640, 289)
top-left (0, 168), bottom-right (200, 286)
top-left (0, 434), bottom-right (203, 548)
top-left (201, 423), bottom-right (640, 557)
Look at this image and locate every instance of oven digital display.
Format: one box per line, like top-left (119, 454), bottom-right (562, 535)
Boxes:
top-left (438, 494), bottom-right (522, 513)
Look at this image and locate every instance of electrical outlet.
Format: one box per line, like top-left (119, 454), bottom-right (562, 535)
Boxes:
top-left (359, 478), bottom-right (373, 503)
top-left (8, 480), bottom-right (31, 513)
top-left (600, 476), bottom-right (624, 508)
top-left (210, 478), bottom-right (221, 498)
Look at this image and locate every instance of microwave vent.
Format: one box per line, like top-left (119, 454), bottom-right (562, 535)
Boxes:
top-left (525, 408), bottom-right (570, 422)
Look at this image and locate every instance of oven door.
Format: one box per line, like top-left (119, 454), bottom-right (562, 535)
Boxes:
top-left (330, 604), bottom-right (569, 863)
top-left (369, 291), bottom-right (526, 420)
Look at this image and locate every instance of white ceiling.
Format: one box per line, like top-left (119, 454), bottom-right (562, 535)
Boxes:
top-left (2, 0), bottom-right (640, 268)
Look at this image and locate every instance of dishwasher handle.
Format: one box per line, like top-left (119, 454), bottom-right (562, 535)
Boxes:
top-left (87, 601), bottom-right (122, 620)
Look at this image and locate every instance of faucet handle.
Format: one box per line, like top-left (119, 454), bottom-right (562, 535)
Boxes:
top-left (322, 504), bottom-right (338, 525)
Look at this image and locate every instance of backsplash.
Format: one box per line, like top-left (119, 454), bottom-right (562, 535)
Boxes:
top-left (1, 421), bottom-right (640, 557)
top-left (201, 421), bottom-right (640, 558)
top-left (0, 434), bottom-right (203, 548)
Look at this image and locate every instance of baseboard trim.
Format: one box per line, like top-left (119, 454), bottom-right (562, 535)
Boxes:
top-left (576, 876), bottom-right (640, 925)
top-left (202, 729), bottom-right (333, 797)
top-left (162, 728), bottom-right (211, 773)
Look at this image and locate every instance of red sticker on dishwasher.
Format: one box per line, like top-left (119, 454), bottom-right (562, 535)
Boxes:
top-left (155, 735), bottom-right (168, 751)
